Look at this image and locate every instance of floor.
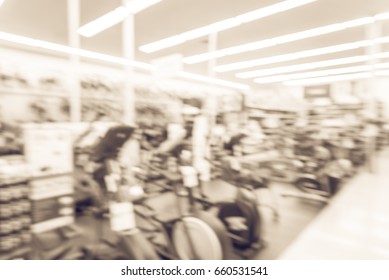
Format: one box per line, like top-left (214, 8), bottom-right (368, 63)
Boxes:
top-left (57, 147), bottom-right (389, 260)
top-left (31, 149), bottom-right (389, 259)
top-left (280, 148), bottom-right (389, 259)
top-left (72, 176), bottom-right (325, 259)
top-left (39, 151), bottom-right (388, 260)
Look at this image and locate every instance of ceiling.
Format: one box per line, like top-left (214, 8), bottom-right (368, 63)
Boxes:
top-left (1, 0), bottom-right (389, 89)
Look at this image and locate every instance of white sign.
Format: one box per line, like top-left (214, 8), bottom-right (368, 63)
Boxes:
top-left (109, 202), bottom-right (136, 232)
top-left (23, 124), bottom-right (73, 177)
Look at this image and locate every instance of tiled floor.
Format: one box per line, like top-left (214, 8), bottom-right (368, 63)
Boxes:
top-left (280, 149), bottom-right (389, 259)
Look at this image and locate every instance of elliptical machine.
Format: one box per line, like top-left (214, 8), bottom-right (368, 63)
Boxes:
top-left (131, 142), bottom-right (238, 259)
top-left (282, 135), bottom-right (341, 202)
top-left (133, 167), bottom-right (235, 260)
top-left (179, 162), bottom-right (266, 258)
top-left (76, 124), bottom-right (160, 260)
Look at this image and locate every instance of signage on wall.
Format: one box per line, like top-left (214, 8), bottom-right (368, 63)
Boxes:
top-left (304, 84), bottom-right (332, 106)
top-left (304, 84), bottom-right (330, 99)
top-left (244, 89), bottom-right (305, 112)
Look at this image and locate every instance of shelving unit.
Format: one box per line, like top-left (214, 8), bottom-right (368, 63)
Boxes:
top-left (246, 106), bottom-right (299, 136)
top-left (0, 87), bottom-right (69, 98)
top-left (0, 156), bottom-right (31, 260)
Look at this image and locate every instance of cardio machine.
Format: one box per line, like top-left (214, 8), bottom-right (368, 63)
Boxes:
top-left (187, 166), bottom-right (266, 258)
top-left (133, 166), bottom-right (235, 260)
top-left (281, 137), bottom-right (341, 202)
top-left (136, 139), bottom-right (266, 258)
top-left (82, 126), bottom-right (234, 260)
top-left (77, 124), bottom-right (160, 260)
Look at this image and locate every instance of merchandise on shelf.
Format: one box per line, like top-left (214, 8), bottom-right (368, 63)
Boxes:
top-left (0, 64), bottom-right (71, 124)
top-left (22, 124), bottom-right (75, 234)
top-left (0, 155), bottom-right (31, 260)
top-left (30, 175), bottom-right (74, 233)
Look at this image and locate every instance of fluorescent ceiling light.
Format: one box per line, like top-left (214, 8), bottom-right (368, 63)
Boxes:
top-left (237, 51), bottom-right (389, 79)
top-left (147, 35), bottom-right (186, 51)
top-left (236, 55), bottom-right (372, 78)
top-left (180, 18), bottom-right (241, 41)
top-left (78, 0), bottom-right (162, 38)
top-left (0, 31), bottom-right (249, 91)
top-left (0, 0), bottom-right (4, 7)
top-left (375, 70), bottom-right (389, 76)
top-left (253, 60), bottom-right (389, 84)
top-left (284, 72), bottom-right (372, 86)
top-left (178, 72), bottom-right (250, 90)
top-left (236, 0), bottom-right (316, 23)
top-left (139, 0), bottom-right (317, 53)
top-left (78, 7), bottom-right (128, 38)
top-left (374, 11), bottom-right (389, 21)
top-left (374, 62), bottom-right (389, 69)
top-left (128, 0), bottom-right (162, 14)
top-left (183, 13), bottom-right (389, 65)
top-left (0, 31), bottom-right (154, 70)
top-left (214, 38), bottom-right (385, 72)
top-left (254, 65), bottom-right (373, 84)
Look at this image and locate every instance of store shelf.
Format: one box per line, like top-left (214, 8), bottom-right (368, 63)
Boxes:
top-left (81, 95), bottom-right (121, 102)
top-left (0, 177), bottom-right (28, 187)
top-left (0, 87), bottom-right (68, 98)
top-left (246, 106), bottom-right (298, 113)
top-left (0, 246), bottom-right (31, 260)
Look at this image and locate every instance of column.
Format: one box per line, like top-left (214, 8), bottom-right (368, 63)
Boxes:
top-left (364, 20), bottom-right (383, 173)
top-left (67, 0), bottom-right (81, 122)
top-left (122, 0), bottom-right (135, 126)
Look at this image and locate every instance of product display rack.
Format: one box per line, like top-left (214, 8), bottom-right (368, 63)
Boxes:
top-left (245, 106), bottom-right (299, 136)
top-left (0, 156), bottom-right (32, 260)
top-left (0, 87), bottom-right (69, 98)
top-left (0, 65), bottom-right (72, 124)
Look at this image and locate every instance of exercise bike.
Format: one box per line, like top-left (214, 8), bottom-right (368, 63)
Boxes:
top-left (174, 164), bottom-right (266, 259)
top-left (143, 143), bottom-right (267, 258)
top-left (76, 124), bottom-right (162, 260)
top-left (132, 165), bottom-right (236, 260)
top-left (282, 142), bottom-right (342, 202)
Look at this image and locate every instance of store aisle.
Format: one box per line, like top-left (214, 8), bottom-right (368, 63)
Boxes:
top-left (279, 149), bottom-right (389, 259)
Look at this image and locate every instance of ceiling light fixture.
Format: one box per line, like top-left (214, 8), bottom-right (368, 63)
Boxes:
top-left (283, 72), bottom-right (372, 86)
top-left (253, 61), bottom-right (389, 84)
top-left (127, 0), bottom-right (162, 14)
top-left (214, 37), bottom-right (389, 72)
top-left (0, 31), bottom-right (249, 90)
top-left (78, 0), bottom-right (162, 38)
top-left (0, 0), bottom-right (4, 7)
top-left (0, 31), bottom-right (154, 70)
top-left (177, 71), bottom-right (250, 90)
top-left (254, 65), bottom-right (373, 84)
top-left (375, 69), bottom-right (389, 76)
top-left (236, 55), bottom-right (371, 78)
top-left (139, 0), bottom-right (317, 53)
top-left (183, 12), bottom-right (389, 65)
